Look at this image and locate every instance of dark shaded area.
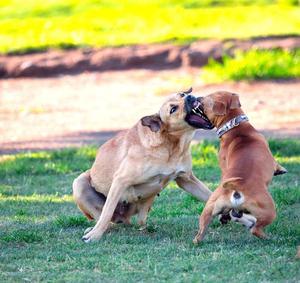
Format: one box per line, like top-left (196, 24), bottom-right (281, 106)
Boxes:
top-left (0, 130), bottom-right (119, 154)
top-left (1, 36), bottom-right (299, 79)
top-left (1, 128), bottom-right (299, 155)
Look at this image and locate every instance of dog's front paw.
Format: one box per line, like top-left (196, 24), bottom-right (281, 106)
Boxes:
top-left (81, 229), bottom-right (102, 243)
top-left (83, 226), bottom-right (94, 235)
top-left (82, 235), bottom-right (92, 243)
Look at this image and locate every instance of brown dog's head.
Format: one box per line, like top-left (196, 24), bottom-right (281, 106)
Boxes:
top-left (197, 91), bottom-right (242, 128)
top-left (141, 88), bottom-right (213, 134)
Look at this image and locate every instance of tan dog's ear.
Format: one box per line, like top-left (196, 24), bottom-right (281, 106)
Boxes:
top-left (141, 114), bottom-right (162, 132)
top-left (230, 94), bottom-right (241, 109)
top-left (212, 101), bottom-right (227, 115)
top-left (222, 177), bottom-right (243, 189)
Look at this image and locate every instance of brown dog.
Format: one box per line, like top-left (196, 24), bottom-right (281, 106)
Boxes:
top-left (73, 89), bottom-right (213, 242)
top-left (192, 91), bottom-right (287, 244)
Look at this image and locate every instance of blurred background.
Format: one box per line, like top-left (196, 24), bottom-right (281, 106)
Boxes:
top-left (1, 2), bottom-right (300, 281)
top-left (0, 0), bottom-right (299, 153)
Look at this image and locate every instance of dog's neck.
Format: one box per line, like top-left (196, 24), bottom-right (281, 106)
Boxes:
top-left (217, 115), bottom-right (249, 138)
top-left (214, 109), bottom-right (245, 129)
top-left (214, 109), bottom-right (253, 140)
top-left (137, 123), bottom-right (193, 153)
top-left (166, 129), bottom-right (194, 155)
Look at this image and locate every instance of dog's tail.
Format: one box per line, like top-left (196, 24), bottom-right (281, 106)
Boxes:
top-left (222, 177), bottom-right (245, 207)
top-left (274, 162), bottom-right (288, 176)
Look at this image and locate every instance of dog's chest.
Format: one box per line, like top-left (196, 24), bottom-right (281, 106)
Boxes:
top-left (151, 162), bottom-right (188, 189)
top-left (122, 163), bottom-right (187, 203)
top-left (145, 163), bottom-right (187, 186)
top-left (159, 161), bottom-right (187, 178)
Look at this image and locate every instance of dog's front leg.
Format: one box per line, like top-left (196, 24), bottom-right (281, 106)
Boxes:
top-left (82, 177), bottom-right (129, 243)
top-left (175, 172), bottom-right (212, 202)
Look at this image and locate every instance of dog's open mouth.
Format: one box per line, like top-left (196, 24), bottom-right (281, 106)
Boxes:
top-left (185, 100), bottom-right (214, 129)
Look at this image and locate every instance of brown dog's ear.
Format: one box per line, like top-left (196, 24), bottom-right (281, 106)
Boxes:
top-left (141, 114), bottom-right (162, 132)
top-left (222, 177), bottom-right (243, 190)
top-left (230, 94), bottom-right (241, 109)
top-left (212, 101), bottom-right (227, 115)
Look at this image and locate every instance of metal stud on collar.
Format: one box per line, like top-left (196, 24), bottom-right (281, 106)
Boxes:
top-left (216, 115), bottom-right (249, 138)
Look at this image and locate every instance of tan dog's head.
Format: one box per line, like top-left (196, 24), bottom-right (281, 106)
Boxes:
top-left (141, 88), bottom-right (213, 135)
top-left (197, 91), bottom-right (242, 128)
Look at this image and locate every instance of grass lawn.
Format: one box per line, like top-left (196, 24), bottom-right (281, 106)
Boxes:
top-left (201, 49), bottom-right (300, 82)
top-left (0, 1), bottom-right (300, 54)
top-left (0, 139), bottom-right (299, 282)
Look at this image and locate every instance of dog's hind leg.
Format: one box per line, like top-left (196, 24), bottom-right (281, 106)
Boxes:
top-left (193, 188), bottom-right (226, 244)
top-left (250, 208), bottom-right (276, 239)
top-left (72, 170), bottom-right (106, 221)
top-left (136, 195), bottom-right (156, 228)
top-left (247, 193), bottom-right (276, 239)
top-left (193, 201), bottom-right (214, 244)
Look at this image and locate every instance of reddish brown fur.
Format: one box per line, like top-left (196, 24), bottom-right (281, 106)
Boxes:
top-left (193, 91), bottom-right (280, 243)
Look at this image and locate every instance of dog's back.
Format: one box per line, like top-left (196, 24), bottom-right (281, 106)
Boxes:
top-left (221, 127), bottom-right (276, 190)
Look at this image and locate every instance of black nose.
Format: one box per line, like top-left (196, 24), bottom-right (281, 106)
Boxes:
top-left (185, 95), bottom-right (196, 104)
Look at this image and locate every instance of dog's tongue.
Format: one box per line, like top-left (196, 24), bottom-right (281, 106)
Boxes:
top-left (189, 114), bottom-right (205, 124)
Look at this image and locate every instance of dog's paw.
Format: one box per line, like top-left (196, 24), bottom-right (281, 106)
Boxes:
top-left (84, 227), bottom-right (93, 235)
top-left (193, 235), bottom-right (202, 245)
top-left (138, 225), bottom-right (147, 231)
top-left (81, 229), bottom-right (103, 243)
top-left (251, 228), bottom-right (268, 239)
top-left (218, 213), bottom-right (231, 225)
top-left (82, 235), bottom-right (92, 243)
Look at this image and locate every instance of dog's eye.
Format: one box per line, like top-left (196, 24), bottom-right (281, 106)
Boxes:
top-left (170, 105), bottom-right (178, 114)
top-left (179, 93), bottom-right (185, 98)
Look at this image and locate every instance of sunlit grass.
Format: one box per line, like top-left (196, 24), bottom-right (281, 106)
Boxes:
top-left (0, 147), bottom-right (97, 177)
top-left (0, 1), bottom-right (300, 54)
top-left (0, 194), bottom-right (73, 203)
top-left (0, 139), bottom-right (299, 281)
top-left (202, 49), bottom-right (300, 82)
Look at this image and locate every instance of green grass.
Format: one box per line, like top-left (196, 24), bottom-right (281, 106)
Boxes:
top-left (0, 139), bottom-right (299, 282)
top-left (0, 1), bottom-right (300, 54)
top-left (201, 49), bottom-right (300, 82)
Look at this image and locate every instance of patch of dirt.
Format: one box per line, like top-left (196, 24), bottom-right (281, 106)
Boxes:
top-left (0, 68), bottom-right (299, 154)
top-left (1, 36), bottom-right (299, 78)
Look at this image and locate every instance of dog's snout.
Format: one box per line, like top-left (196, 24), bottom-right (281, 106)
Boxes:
top-left (185, 95), bottom-right (196, 105)
top-left (197, 96), bottom-right (204, 103)
top-left (186, 95), bottom-right (193, 102)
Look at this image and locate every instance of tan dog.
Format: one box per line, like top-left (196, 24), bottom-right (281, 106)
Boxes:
top-left (73, 89), bottom-right (213, 242)
top-left (192, 91), bottom-right (287, 244)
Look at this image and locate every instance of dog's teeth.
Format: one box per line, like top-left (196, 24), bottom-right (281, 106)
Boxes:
top-left (191, 106), bottom-right (210, 124)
